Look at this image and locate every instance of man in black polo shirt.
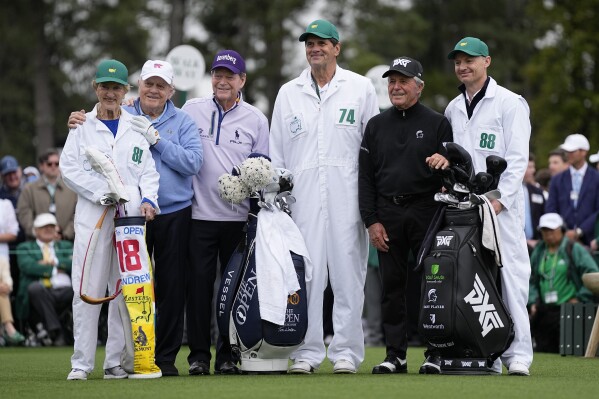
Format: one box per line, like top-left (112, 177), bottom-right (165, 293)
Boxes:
top-left (358, 56), bottom-right (452, 374)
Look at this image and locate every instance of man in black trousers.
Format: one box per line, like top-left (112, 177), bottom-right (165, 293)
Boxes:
top-left (358, 56), bottom-right (452, 374)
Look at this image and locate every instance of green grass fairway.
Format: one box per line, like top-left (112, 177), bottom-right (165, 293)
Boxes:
top-left (1, 345), bottom-right (598, 398)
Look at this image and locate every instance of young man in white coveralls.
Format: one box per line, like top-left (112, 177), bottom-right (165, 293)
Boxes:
top-left (60, 59), bottom-right (160, 380)
top-left (426, 37), bottom-right (533, 376)
top-left (269, 19), bottom-right (379, 374)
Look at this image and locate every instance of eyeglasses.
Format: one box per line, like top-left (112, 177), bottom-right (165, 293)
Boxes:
top-left (46, 162), bottom-right (59, 167)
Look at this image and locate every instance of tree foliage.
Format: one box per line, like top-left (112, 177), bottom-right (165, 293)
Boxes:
top-left (525, 0), bottom-right (599, 164)
top-left (1, 0), bottom-right (598, 168)
top-left (190, 0), bottom-right (311, 117)
top-left (0, 0), bottom-right (157, 165)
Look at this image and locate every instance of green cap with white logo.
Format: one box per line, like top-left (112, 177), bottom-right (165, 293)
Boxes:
top-left (299, 19), bottom-right (340, 42)
top-left (95, 59), bottom-right (129, 85)
top-left (447, 37), bottom-right (489, 59)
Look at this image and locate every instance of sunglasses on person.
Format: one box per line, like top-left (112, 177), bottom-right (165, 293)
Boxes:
top-left (46, 161), bottom-right (59, 167)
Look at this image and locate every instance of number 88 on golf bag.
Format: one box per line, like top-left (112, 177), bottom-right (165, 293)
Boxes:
top-left (419, 207), bottom-right (514, 374)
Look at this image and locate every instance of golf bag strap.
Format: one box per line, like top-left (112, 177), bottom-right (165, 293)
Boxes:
top-left (415, 205), bottom-right (447, 271)
top-left (80, 207), bottom-right (122, 304)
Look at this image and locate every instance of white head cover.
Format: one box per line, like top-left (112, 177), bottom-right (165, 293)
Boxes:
top-left (85, 147), bottom-right (130, 203)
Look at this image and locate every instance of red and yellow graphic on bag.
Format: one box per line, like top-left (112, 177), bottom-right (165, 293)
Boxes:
top-left (115, 216), bottom-right (161, 378)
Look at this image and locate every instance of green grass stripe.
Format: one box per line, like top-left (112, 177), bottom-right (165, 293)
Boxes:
top-left (1, 345), bottom-right (598, 398)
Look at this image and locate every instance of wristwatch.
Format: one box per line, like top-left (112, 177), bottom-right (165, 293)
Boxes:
top-left (575, 227), bottom-right (583, 238)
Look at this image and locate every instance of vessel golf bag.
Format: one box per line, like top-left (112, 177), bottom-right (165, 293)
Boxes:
top-left (216, 156), bottom-right (308, 373)
top-left (417, 143), bottom-right (514, 374)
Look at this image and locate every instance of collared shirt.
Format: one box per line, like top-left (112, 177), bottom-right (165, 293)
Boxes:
top-left (140, 100), bottom-right (170, 124)
top-left (569, 163), bottom-right (588, 208)
top-left (183, 92), bottom-right (269, 221)
top-left (569, 163), bottom-right (588, 185)
top-left (459, 76), bottom-right (491, 119)
top-left (35, 239), bottom-right (71, 288)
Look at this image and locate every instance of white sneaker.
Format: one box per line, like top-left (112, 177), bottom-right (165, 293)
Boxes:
top-left (289, 360), bottom-right (314, 374)
top-left (508, 362), bottom-right (530, 376)
top-left (104, 365), bottom-right (129, 379)
top-left (333, 359), bottom-right (356, 374)
top-left (67, 369), bottom-right (88, 380)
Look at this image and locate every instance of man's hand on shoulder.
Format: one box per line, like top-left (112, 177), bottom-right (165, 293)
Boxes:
top-left (67, 110), bottom-right (86, 129)
top-left (131, 116), bottom-right (161, 146)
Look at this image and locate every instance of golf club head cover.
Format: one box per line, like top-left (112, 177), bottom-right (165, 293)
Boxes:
top-left (472, 172), bottom-right (494, 195)
top-left (431, 167), bottom-right (456, 193)
top-left (445, 143), bottom-right (475, 187)
top-left (485, 155), bottom-right (507, 191)
top-left (85, 147), bottom-right (130, 203)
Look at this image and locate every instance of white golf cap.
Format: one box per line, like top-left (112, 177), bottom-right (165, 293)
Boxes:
top-left (590, 151), bottom-right (599, 164)
top-left (538, 213), bottom-right (564, 230)
top-left (140, 60), bottom-right (174, 85)
top-left (33, 213), bottom-right (57, 228)
top-left (560, 133), bottom-right (590, 152)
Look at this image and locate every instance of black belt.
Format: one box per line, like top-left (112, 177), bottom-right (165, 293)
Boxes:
top-left (382, 192), bottom-right (436, 205)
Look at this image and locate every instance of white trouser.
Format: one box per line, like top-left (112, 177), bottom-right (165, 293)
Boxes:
top-left (492, 208), bottom-right (534, 372)
top-left (291, 214), bottom-right (368, 369)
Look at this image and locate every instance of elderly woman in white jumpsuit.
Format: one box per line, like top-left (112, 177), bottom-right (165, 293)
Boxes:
top-left (60, 59), bottom-right (159, 380)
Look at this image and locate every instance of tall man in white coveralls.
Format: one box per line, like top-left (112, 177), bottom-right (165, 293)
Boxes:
top-left (428, 37), bottom-right (533, 376)
top-left (270, 19), bottom-right (379, 374)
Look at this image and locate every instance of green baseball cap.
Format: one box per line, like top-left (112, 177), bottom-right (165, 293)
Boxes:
top-left (299, 19), bottom-right (340, 42)
top-left (95, 59), bottom-right (129, 85)
top-left (447, 37), bottom-right (489, 59)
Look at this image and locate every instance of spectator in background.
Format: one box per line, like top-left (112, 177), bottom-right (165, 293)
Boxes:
top-left (23, 166), bottom-right (40, 184)
top-left (523, 153), bottom-right (545, 251)
top-left (17, 149), bottom-right (77, 241)
top-left (590, 150), bottom-right (599, 171)
top-left (534, 168), bottom-right (551, 198)
top-left (0, 155), bottom-right (24, 208)
top-left (182, 49), bottom-right (268, 376)
top-left (0, 198), bottom-right (24, 346)
top-left (1, 155), bottom-right (26, 306)
top-left (270, 19), bottom-right (379, 374)
top-left (546, 134), bottom-right (599, 246)
top-left (548, 148), bottom-right (569, 176)
top-left (15, 213), bottom-right (73, 347)
top-left (363, 243), bottom-right (384, 347)
top-left (529, 213), bottom-right (599, 353)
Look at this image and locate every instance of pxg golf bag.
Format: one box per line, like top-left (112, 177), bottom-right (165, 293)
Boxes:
top-left (216, 155), bottom-right (308, 373)
top-left (417, 143), bottom-right (514, 374)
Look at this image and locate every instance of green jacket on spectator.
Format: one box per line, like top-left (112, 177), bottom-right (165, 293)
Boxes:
top-left (529, 236), bottom-right (599, 305)
top-left (15, 240), bottom-right (73, 320)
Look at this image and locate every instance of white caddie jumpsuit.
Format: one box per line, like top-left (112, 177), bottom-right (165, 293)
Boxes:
top-left (445, 77), bottom-right (533, 370)
top-left (270, 66), bottom-right (379, 368)
top-left (60, 104), bottom-right (159, 373)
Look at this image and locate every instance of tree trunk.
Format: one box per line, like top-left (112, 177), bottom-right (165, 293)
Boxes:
top-left (168, 0), bottom-right (186, 50)
top-left (33, 0), bottom-right (54, 156)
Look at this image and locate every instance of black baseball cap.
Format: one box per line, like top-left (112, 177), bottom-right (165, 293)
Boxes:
top-left (382, 56), bottom-right (423, 79)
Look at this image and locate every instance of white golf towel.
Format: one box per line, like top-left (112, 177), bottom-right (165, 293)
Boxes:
top-left (478, 195), bottom-right (503, 267)
top-left (255, 207), bottom-right (312, 325)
